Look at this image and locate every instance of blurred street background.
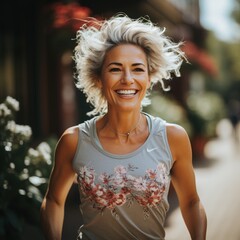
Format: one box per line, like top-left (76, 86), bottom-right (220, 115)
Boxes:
top-left (0, 0), bottom-right (240, 239)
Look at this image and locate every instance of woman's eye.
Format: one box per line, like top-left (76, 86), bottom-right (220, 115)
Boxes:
top-left (109, 68), bottom-right (121, 72)
top-left (134, 68), bottom-right (145, 72)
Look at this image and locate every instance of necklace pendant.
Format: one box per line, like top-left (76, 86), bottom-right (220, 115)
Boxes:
top-left (108, 114), bottom-right (142, 138)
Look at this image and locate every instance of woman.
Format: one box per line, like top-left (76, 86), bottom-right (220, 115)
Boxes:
top-left (41, 14), bottom-right (207, 240)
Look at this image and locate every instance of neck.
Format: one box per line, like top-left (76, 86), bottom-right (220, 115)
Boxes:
top-left (108, 114), bottom-right (141, 137)
top-left (105, 111), bottom-right (142, 138)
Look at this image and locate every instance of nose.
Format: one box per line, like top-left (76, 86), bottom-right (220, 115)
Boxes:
top-left (121, 70), bottom-right (134, 85)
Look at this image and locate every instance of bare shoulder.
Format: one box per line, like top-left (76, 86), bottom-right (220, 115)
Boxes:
top-left (61, 125), bottom-right (79, 141)
top-left (165, 123), bottom-right (192, 162)
top-left (58, 125), bottom-right (78, 146)
top-left (55, 125), bottom-right (79, 164)
top-left (166, 123), bottom-right (189, 140)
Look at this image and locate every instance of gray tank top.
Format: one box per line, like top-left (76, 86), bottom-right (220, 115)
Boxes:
top-left (72, 113), bottom-right (173, 240)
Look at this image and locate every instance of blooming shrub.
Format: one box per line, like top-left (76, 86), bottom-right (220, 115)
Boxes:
top-left (0, 96), bottom-right (56, 239)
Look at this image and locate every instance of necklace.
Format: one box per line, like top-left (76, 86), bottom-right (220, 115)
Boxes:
top-left (108, 114), bottom-right (142, 138)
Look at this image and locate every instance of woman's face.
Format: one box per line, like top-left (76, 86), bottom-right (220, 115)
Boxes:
top-left (100, 44), bottom-right (150, 112)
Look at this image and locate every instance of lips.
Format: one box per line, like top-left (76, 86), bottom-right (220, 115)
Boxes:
top-left (115, 89), bottom-right (138, 95)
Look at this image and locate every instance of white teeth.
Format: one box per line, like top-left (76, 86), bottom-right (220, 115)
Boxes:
top-left (116, 90), bottom-right (137, 95)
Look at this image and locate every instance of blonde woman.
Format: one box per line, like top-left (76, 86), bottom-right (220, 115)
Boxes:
top-left (41, 14), bottom-right (207, 240)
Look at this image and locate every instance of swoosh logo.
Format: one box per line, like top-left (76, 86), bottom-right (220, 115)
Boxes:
top-left (146, 147), bottom-right (158, 153)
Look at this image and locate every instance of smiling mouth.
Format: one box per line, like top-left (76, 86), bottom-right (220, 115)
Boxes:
top-left (115, 89), bottom-right (138, 95)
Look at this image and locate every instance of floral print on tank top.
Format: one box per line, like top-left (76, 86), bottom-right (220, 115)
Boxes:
top-left (78, 163), bottom-right (169, 218)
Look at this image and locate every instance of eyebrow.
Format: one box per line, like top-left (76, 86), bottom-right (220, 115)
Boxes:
top-left (107, 62), bottom-right (146, 67)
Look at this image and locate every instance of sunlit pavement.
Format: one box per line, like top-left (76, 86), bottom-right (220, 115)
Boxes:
top-left (165, 119), bottom-right (240, 240)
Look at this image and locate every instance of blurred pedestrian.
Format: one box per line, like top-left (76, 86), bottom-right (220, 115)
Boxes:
top-left (40, 14), bottom-right (207, 240)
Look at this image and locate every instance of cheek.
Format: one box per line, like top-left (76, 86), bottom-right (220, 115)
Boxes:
top-left (101, 73), bottom-right (120, 90)
top-left (100, 80), bottom-right (114, 97)
top-left (139, 75), bottom-right (151, 89)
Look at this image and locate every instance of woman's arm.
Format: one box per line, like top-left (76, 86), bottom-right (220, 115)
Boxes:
top-left (167, 124), bottom-right (207, 240)
top-left (40, 127), bottom-right (78, 240)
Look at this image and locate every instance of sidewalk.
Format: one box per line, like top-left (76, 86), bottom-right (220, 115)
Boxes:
top-left (165, 119), bottom-right (240, 240)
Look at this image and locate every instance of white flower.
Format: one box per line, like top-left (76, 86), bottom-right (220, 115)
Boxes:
top-left (5, 120), bottom-right (16, 132)
top-left (114, 165), bottom-right (127, 175)
top-left (19, 189), bottom-right (26, 195)
top-left (15, 124), bottom-right (32, 140)
top-left (37, 142), bottom-right (52, 165)
top-left (35, 170), bottom-right (42, 177)
top-left (156, 163), bottom-right (169, 184)
top-left (19, 171), bottom-right (29, 180)
top-left (29, 176), bottom-right (47, 186)
top-left (157, 163), bottom-right (167, 173)
top-left (5, 96), bottom-right (19, 111)
top-left (0, 103), bottom-right (11, 117)
top-left (26, 148), bottom-right (42, 165)
top-left (132, 177), bottom-right (147, 191)
top-left (80, 166), bottom-right (95, 183)
top-left (27, 185), bottom-right (42, 202)
top-left (24, 156), bottom-right (30, 166)
top-left (26, 142), bottom-right (52, 165)
top-left (28, 148), bottom-right (40, 158)
top-left (4, 141), bottom-right (12, 152)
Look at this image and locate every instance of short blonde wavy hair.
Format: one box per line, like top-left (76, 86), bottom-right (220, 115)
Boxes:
top-left (73, 14), bottom-right (185, 116)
